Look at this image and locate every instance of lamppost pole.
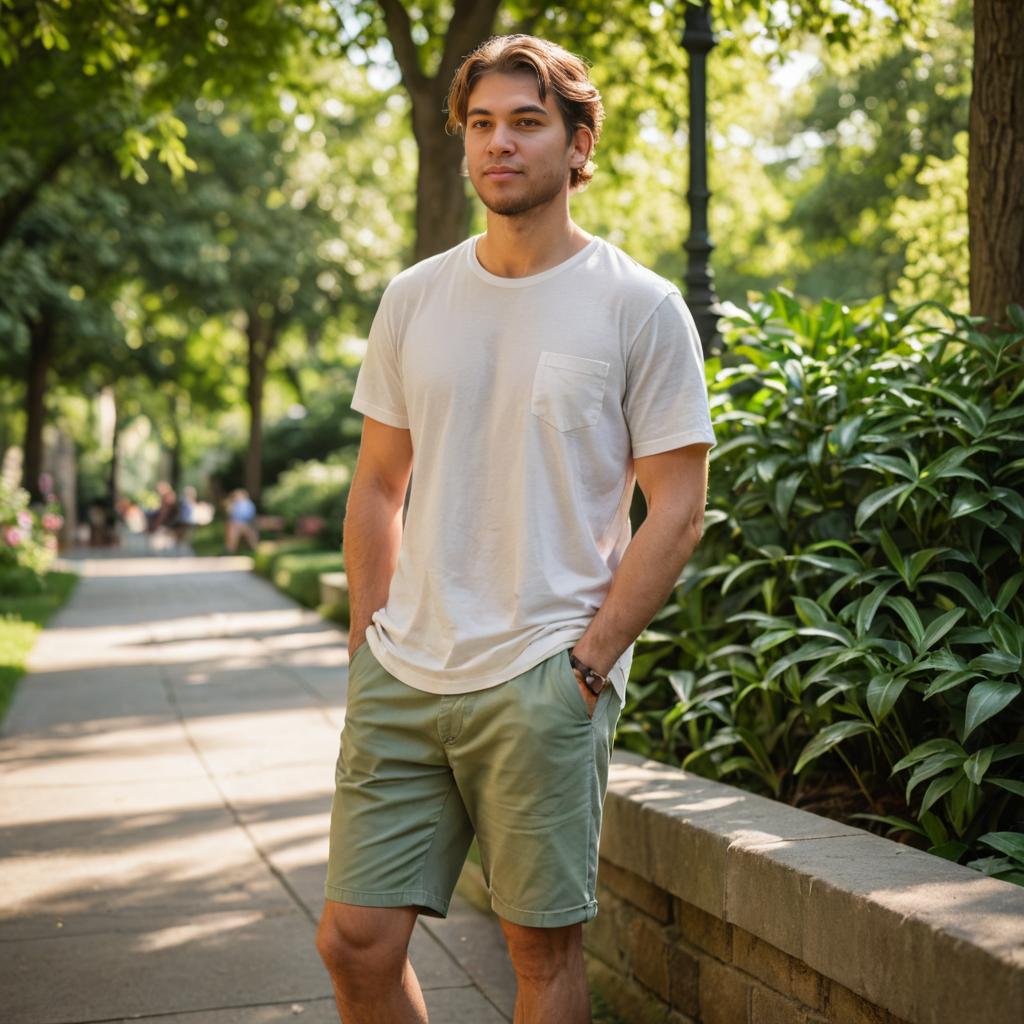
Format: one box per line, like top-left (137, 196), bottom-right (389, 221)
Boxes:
top-left (682, 2), bottom-right (722, 355)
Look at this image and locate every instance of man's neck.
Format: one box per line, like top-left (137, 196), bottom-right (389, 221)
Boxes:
top-left (477, 207), bottom-right (593, 279)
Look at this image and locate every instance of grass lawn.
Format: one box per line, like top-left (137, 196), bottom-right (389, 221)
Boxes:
top-left (0, 570), bottom-right (79, 724)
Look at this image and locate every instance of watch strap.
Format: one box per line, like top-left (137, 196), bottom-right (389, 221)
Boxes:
top-left (569, 652), bottom-right (609, 695)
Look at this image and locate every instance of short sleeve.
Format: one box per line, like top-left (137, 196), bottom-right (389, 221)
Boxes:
top-left (624, 290), bottom-right (716, 459)
top-left (351, 286), bottom-right (410, 429)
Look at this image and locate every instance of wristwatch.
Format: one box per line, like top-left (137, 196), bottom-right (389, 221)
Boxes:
top-left (569, 651), bottom-right (609, 696)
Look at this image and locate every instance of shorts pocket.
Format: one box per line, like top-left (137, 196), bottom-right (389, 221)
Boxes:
top-left (553, 651), bottom-right (604, 724)
top-left (530, 351), bottom-right (610, 432)
top-left (346, 641), bottom-right (375, 695)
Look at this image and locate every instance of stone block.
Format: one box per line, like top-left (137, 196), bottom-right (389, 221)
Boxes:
top-left (729, 833), bottom-right (1024, 1024)
top-left (584, 885), bottom-right (630, 973)
top-left (750, 985), bottom-right (806, 1024)
top-left (823, 979), bottom-right (911, 1024)
top-left (600, 858), bottom-right (673, 923)
top-left (627, 912), bottom-right (674, 1002)
top-left (733, 927), bottom-right (823, 1011)
top-left (607, 752), bottom-right (862, 919)
top-left (587, 952), bottom-right (682, 1024)
top-left (674, 897), bottom-right (732, 962)
top-left (699, 959), bottom-right (751, 1024)
top-left (668, 943), bottom-right (700, 1018)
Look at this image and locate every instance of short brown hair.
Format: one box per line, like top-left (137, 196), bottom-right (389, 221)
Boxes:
top-left (445, 34), bottom-right (605, 190)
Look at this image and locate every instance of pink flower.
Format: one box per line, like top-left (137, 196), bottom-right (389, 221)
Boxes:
top-left (3, 526), bottom-right (23, 546)
top-left (16, 511), bottom-right (32, 530)
top-left (42, 514), bottom-right (64, 532)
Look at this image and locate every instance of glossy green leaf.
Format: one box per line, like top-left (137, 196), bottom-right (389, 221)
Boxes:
top-left (794, 720), bottom-right (875, 775)
top-left (963, 746), bottom-right (995, 785)
top-left (969, 651), bottom-right (1022, 675)
top-left (950, 486), bottom-right (990, 518)
top-left (923, 670), bottom-right (981, 700)
top-left (906, 752), bottom-right (966, 800)
top-left (919, 608), bottom-right (965, 653)
top-left (855, 580), bottom-right (897, 635)
top-left (884, 596), bottom-right (925, 648)
top-left (929, 840), bottom-right (969, 862)
top-left (751, 629), bottom-right (796, 653)
top-left (855, 483), bottom-right (906, 528)
top-left (891, 738), bottom-right (966, 775)
top-left (978, 832), bottom-right (1024, 865)
top-left (866, 673), bottom-right (908, 724)
top-left (919, 772), bottom-right (962, 815)
top-left (793, 596), bottom-right (828, 628)
top-left (963, 680), bottom-right (1022, 741)
top-left (988, 777), bottom-right (1024, 797)
top-left (996, 572), bottom-right (1024, 612)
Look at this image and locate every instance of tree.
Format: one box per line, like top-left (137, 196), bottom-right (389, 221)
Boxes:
top-left (0, 0), bottom-right (311, 245)
top-left (332, 0), bottom-right (1017, 322)
top-left (969, 0), bottom-right (1024, 326)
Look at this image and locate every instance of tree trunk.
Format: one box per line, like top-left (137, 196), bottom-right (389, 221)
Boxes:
top-left (245, 310), bottom-right (274, 505)
top-left (23, 314), bottom-right (52, 503)
top-left (411, 97), bottom-right (471, 262)
top-left (168, 398), bottom-right (182, 495)
top-left (107, 389), bottom-right (120, 512)
top-left (969, 0), bottom-right (1024, 328)
top-left (376, 0), bottom-right (502, 263)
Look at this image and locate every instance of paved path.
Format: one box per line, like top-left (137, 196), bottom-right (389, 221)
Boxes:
top-left (1, 553), bottom-right (517, 1023)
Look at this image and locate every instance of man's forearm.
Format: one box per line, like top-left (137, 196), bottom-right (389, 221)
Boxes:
top-left (343, 479), bottom-right (404, 655)
top-left (572, 508), bottom-right (704, 678)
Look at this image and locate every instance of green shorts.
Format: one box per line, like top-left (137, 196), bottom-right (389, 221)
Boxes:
top-left (324, 642), bottom-right (622, 928)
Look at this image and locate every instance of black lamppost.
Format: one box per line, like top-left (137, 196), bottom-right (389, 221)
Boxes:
top-left (682, 2), bottom-right (722, 356)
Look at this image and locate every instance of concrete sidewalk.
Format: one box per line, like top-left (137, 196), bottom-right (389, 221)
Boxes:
top-left (0, 553), bottom-right (517, 1023)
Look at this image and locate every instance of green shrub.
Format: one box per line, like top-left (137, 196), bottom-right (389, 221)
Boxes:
top-left (252, 537), bottom-right (320, 578)
top-left (623, 293), bottom-right (1024, 883)
top-left (262, 453), bottom-right (353, 544)
top-left (269, 551), bottom-right (344, 610)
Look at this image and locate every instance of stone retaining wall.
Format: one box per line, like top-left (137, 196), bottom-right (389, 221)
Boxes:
top-left (584, 751), bottom-right (1024, 1024)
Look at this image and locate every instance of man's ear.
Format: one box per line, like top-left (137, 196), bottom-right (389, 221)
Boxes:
top-left (569, 125), bottom-right (594, 169)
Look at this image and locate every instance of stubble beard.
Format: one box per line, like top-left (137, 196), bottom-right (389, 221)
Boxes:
top-left (475, 170), bottom-right (565, 219)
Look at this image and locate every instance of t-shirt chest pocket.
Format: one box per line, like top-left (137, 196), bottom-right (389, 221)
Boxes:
top-left (530, 351), bottom-right (611, 432)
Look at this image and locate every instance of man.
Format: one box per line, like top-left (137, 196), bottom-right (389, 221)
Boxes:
top-left (316, 34), bottom-right (716, 1024)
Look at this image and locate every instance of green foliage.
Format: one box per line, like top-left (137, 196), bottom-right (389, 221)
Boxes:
top-left (215, 369), bottom-right (364, 496)
top-left (255, 545), bottom-right (344, 611)
top-left (251, 537), bottom-right (321, 579)
top-left (262, 453), bottom-right (355, 541)
top-left (0, 569), bottom-right (78, 723)
top-left (622, 292), bottom-right (1024, 880)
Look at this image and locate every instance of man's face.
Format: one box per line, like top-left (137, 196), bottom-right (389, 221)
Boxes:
top-left (464, 71), bottom-right (585, 218)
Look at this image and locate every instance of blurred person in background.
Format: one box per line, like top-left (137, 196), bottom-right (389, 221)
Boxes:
top-left (224, 488), bottom-right (259, 553)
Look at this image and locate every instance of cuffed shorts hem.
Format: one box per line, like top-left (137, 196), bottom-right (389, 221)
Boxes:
top-left (490, 891), bottom-right (598, 929)
top-left (323, 884), bottom-right (450, 919)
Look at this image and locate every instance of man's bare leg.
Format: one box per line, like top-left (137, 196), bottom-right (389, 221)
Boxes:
top-left (499, 918), bottom-right (591, 1024)
top-left (316, 901), bottom-right (428, 1023)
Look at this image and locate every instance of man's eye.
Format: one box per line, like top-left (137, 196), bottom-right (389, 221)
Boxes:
top-left (471, 120), bottom-right (489, 128)
top-left (518, 119), bottom-right (538, 127)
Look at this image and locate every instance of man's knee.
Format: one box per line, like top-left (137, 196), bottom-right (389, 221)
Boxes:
top-left (499, 919), bottom-right (584, 984)
top-left (316, 901), bottom-right (417, 981)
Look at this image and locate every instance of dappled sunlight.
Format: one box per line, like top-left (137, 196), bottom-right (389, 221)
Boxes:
top-left (138, 909), bottom-right (268, 952)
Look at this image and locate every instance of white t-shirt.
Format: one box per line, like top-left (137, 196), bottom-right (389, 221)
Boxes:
top-left (352, 234), bottom-right (716, 703)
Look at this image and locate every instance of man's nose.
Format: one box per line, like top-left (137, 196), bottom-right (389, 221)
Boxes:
top-left (487, 123), bottom-right (515, 153)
